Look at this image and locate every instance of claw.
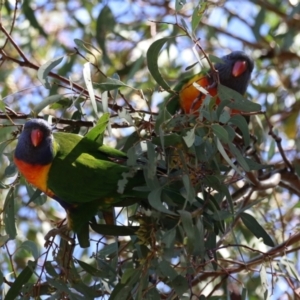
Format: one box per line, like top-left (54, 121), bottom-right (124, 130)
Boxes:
top-left (44, 225), bottom-right (75, 248)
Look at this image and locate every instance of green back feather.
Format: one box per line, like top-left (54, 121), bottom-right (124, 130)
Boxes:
top-left (48, 132), bottom-right (145, 205)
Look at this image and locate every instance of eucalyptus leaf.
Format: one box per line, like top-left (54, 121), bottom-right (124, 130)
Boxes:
top-left (19, 240), bottom-right (39, 260)
top-left (218, 84), bottom-right (261, 112)
top-left (94, 77), bottom-right (131, 91)
top-left (148, 188), bottom-right (177, 215)
top-left (241, 212), bottom-right (274, 247)
top-left (191, 1), bottom-right (207, 33)
top-left (147, 38), bottom-right (172, 91)
top-left (212, 124), bottom-right (229, 143)
top-left (4, 261), bottom-right (37, 300)
top-left (33, 95), bottom-right (65, 114)
top-left (84, 112), bottom-right (109, 143)
top-left (83, 62), bottom-right (97, 114)
top-left (37, 56), bottom-right (64, 89)
top-left (183, 127), bottom-right (196, 148)
top-left (4, 187), bottom-right (16, 239)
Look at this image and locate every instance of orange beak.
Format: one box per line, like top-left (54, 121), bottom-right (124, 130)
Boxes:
top-left (31, 129), bottom-right (43, 147)
top-left (232, 60), bottom-right (247, 77)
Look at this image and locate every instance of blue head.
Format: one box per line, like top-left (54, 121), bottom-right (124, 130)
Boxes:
top-left (215, 51), bottom-right (254, 94)
top-left (15, 119), bottom-right (55, 165)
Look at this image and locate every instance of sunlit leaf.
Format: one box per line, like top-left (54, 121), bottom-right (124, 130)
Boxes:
top-left (183, 127), bottom-right (196, 147)
top-left (74, 38), bottom-right (101, 57)
top-left (260, 264), bottom-right (268, 294)
top-left (37, 56), bottom-right (64, 89)
top-left (118, 107), bottom-right (134, 126)
top-left (192, 1), bottom-right (207, 33)
top-left (84, 112), bottom-right (109, 143)
top-left (102, 90), bottom-right (108, 113)
top-left (280, 256), bottom-right (300, 281)
top-left (83, 62), bottom-right (97, 114)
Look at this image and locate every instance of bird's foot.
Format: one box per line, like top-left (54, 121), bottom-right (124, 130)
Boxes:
top-left (44, 224), bottom-right (75, 248)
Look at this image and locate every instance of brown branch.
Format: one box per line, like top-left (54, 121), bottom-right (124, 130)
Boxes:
top-left (0, 112), bottom-right (95, 127)
top-left (278, 168), bottom-right (300, 195)
top-left (263, 111), bottom-right (294, 172)
top-left (0, 24), bottom-right (132, 114)
top-left (192, 232), bottom-right (300, 285)
top-left (246, 171), bottom-right (281, 190)
top-left (0, 0), bottom-right (20, 49)
top-left (0, 111), bottom-right (144, 130)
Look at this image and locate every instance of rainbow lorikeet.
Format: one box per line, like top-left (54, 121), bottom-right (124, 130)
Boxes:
top-left (167, 51), bottom-right (254, 114)
top-left (14, 117), bottom-right (149, 247)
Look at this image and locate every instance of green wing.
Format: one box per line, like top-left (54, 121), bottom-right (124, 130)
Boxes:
top-left (48, 132), bottom-right (143, 205)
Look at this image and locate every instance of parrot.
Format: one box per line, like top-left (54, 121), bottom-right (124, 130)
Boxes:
top-left (166, 51), bottom-right (254, 115)
top-left (14, 117), bottom-right (150, 247)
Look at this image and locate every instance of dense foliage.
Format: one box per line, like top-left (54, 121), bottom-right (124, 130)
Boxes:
top-left (1, 0), bottom-right (300, 299)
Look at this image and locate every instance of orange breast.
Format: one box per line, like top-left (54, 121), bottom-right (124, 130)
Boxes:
top-left (179, 74), bottom-right (218, 114)
top-left (179, 74), bottom-right (243, 115)
top-left (14, 158), bottom-right (54, 198)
